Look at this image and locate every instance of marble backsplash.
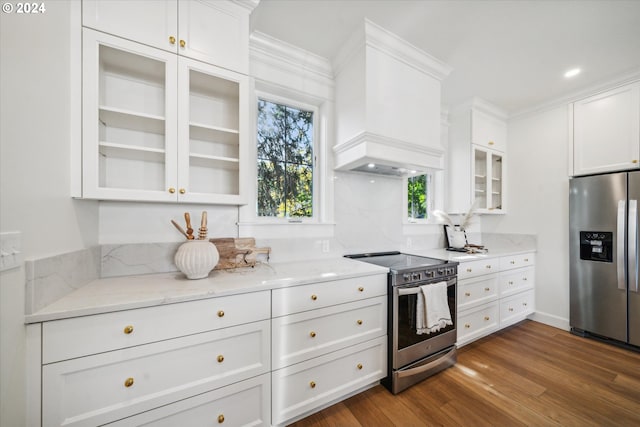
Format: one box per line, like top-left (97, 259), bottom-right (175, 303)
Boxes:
top-left (25, 232), bottom-right (536, 315)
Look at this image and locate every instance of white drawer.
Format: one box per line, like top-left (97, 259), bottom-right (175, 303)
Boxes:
top-left (272, 296), bottom-right (387, 369)
top-left (272, 336), bottom-right (386, 426)
top-left (457, 302), bottom-right (499, 347)
top-left (43, 291), bottom-right (270, 363)
top-left (499, 252), bottom-right (535, 271)
top-left (105, 373), bottom-right (271, 427)
top-left (499, 266), bottom-right (535, 297)
top-left (457, 258), bottom-right (499, 280)
top-left (272, 274), bottom-right (387, 317)
top-left (42, 320), bottom-right (270, 427)
top-left (457, 275), bottom-right (499, 311)
top-left (500, 290), bottom-right (535, 328)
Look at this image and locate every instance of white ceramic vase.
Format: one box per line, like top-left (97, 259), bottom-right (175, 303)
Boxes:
top-left (174, 240), bottom-right (219, 279)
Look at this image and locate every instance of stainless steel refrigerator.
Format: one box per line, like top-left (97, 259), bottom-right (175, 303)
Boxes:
top-left (570, 171), bottom-right (640, 347)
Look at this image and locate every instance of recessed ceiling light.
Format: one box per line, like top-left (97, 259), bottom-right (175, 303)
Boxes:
top-left (564, 68), bottom-right (581, 78)
top-left (367, 163), bottom-right (375, 168)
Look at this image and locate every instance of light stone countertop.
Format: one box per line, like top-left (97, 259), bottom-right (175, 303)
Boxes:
top-left (412, 247), bottom-right (536, 262)
top-left (25, 257), bottom-right (389, 324)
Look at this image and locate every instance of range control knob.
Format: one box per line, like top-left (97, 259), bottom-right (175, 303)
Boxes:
top-left (402, 273), bottom-right (411, 282)
top-left (426, 270), bottom-right (435, 278)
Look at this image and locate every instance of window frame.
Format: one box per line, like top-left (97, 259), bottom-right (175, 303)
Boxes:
top-left (253, 90), bottom-right (321, 224)
top-left (403, 169), bottom-right (444, 224)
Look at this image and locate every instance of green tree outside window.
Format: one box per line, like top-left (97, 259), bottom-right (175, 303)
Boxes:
top-left (408, 174), bottom-right (429, 219)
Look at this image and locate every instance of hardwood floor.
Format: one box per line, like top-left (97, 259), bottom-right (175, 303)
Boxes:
top-left (288, 321), bottom-right (640, 426)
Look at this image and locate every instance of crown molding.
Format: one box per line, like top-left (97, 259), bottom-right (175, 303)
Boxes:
top-left (450, 97), bottom-right (509, 120)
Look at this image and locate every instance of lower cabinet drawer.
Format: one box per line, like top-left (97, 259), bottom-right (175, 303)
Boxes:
top-left (272, 296), bottom-right (386, 369)
top-left (457, 302), bottom-right (499, 347)
top-left (500, 290), bottom-right (535, 327)
top-left (105, 373), bottom-right (271, 427)
top-left (42, 320), bottom-right (270, 427)
top-left (458, 275), bottom-right (499, 311)
top-left (499, 267), bottom-right (535, 297)
top-left (272, 336), bottom-right (387, 426)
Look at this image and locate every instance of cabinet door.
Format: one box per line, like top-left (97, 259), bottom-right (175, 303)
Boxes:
top-left (472, 109), bottom-right (507, 152)
top-left (573, 83), bottom-right (640, 175)
top-left (178, 0), bottom-right (250, 74)
top-left (472, 146), bottom-right (505, 213)
top-left (177, 57), bottom-right (248, 204)
top-left (83, 0), bottom-right (179, 54)
top-left (82, 29), bottom-right (178, 201)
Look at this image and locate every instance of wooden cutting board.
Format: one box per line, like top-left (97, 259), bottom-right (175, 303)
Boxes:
top-left (209, 237), bottom-right (270, 270)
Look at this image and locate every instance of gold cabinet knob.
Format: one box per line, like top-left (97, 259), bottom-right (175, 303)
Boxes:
top-left (357, 319), bottom-right (363, 325)
top-left (123, 325), bottom-right (134, 334)
top-left (168, 187), bottom-right (176, 194)
top-left (217, 354), bottom-right (224, 363)
top-left (633, 159), bottom-right (639, 164)
top-left (357, 363), bottom-right (363, 370)
top-left (310, 331), bottom-right (316, 338)
top-left (310, 381), bottom-right (316, 388)
top-left (124, 377), bottom-right (134, 388)
top-left (508, 281), bottom-right (514, 285)
top-left (484, 316), bottom-right (490, 321)
top-left (465, 323), bottom-right (471, 328)
top-left (466, 268), bottom-right (472, 272)
top-left (464, 292), bottom-right (471, 297)
top-left (524, 258), bottom-right (529, 262)
top-left (523, 277), bottom-right (528, 281)
top-left (169, 35), bottom-right (176, 44)
top-left (510, 260), bottom-right (515, 264)
top-left (523, 302), bottom-right (528, 307)
top-left (484, 287), bottom-right (490, 291)
top-left (488, 141), bottom-right (495, 145)
top-left (311, 294), bottom-right (317, 301)
top-left (509, 307), bottom-right (514, 312)
top-left (179, 39), bottom-right (186, 48)
top-left (358, 286), bottom-right (364, 292)
top-left (218, 414), bottom-right (225, 423)
top-left (179, 188), bottom-right (186, 194)
top-left (486, 265), bottom-right (492, 269)
top-left (217, 310), bottom-right (224, 317)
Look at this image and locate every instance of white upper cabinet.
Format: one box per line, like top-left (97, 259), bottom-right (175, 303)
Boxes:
top-left (82, 0), bottom-right (252, 75)
top-left (448, 99), bottom-right (508, 214)
top-left (571, 82), bottom-right (640, 176)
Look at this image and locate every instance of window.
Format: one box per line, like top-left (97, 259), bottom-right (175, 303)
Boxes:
top-left (256, 98), bottom-right (314, 218)
top-left (407, 173), bottom-right (433, 221)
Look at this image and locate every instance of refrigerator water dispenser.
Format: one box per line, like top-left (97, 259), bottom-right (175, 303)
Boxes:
top-left (579, 231), bottom-right (613, 262)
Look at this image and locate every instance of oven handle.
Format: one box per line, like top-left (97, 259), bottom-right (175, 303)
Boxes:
top-left (396, 347), bottom-right (457, 379)
top-left (396, 279), bottom-right (456, 295)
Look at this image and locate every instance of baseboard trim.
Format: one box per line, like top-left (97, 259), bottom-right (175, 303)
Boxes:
top-left (529, 311), bottom-right (570, 331)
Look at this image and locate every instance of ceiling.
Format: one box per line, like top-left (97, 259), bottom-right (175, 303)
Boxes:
top-left (250, 0), bottom-right (640, 116)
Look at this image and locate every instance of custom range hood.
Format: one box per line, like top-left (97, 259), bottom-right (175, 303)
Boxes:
top-left (333, 20), bottom-right (452, 177)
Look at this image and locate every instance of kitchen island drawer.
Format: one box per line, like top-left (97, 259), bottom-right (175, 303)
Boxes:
top-left (499, 252), bottom-right (535, 271)
top-left (105, 373), bottom-right (270, 427)
top-left (272, 296), bottom-right (386, 369)
top-left (499, 267), bottom-right (535, 297)
top-left (272, 274), bottom-right (387, 317)
top-left (458, 275), bottom-right (499, 311)
top-left (42, 320), bottom-right (270, 427)
top-left (42, 290), bottom-right (270, 363)
top-left (272, 336), bottom-right (386, 426)
top-left (457, 259), bottom-right (499, 280)
top-left (500, 289), bottom-right (535, 327)
top-left (457, 302), bottom-right (499, 347)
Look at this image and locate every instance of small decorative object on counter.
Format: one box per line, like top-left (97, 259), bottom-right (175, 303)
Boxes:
top-left (210, 237), bottom-right (271, 269)
top-left (174, 240), bottom-right (219, 279)
top-left (432, 203), bottom-right (483, 252)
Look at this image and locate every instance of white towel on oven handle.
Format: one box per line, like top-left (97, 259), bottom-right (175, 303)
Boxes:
top-left (416, 281), bottom-right (452, 335)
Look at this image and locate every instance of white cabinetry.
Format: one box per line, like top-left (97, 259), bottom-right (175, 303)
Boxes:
top-left (82, 0), bottom-right (252, 75)
top-left (448, 99), bottom-right (507, 214)
top-left (40, 292), bottom-right (271, 426)
top-left (457, 253), bottom-right (535, 347)
top-left (82, 29), bottom-right (248, 203)
top-left (271, 274), bottom-right (388, 426)
top-left (571, 82), bottom-right (640, 176)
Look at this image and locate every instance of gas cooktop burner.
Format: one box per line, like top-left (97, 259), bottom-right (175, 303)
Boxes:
top-left (344, 251), bottom-right (455, 275)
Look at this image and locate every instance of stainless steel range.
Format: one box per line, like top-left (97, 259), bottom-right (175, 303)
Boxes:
top-left (345, 251), bottom-right (458, 394)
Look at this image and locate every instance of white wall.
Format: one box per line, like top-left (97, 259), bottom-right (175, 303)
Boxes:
top-left (0, 2), bottom-right (99, 425)
top-left (482, 105), bottom-right (570, 329)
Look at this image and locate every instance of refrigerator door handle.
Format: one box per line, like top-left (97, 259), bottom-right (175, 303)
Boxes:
top-left (618, 200), bottom-right (626, 290)
top-left (630, 200), bottom-right (638, 293)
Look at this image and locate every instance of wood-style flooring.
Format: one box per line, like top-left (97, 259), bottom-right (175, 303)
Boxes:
top-left (289, 320), bottom-right (640, 427)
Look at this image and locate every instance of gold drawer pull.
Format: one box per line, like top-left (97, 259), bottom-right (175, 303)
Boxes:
top-left (484, 316), bottom-right (490, 321)
top-left (311, 294), bottom-right (318, 301)
top-left (509, 307), bottom-right (514, 312)
top-left (488, 141), bottom-right (495, 145)
top-left (484, 287), bottom-right (490, 291)
top-left (357, 319), bottom-right (363, 325)
top-left (358, 286), bottom-right (364, 292)
top-left (123, 325), bottom-right (134, 334)
top-left (509, 281), bottom-right (514, 285)
top-left (523, 302), bottom-right (528, 306)
top-left (486, 265), bottom-right (492, 269)
top-left (168, 187), bottom-right (176, 194)
top-left (217, 310), bottom-right (224, 317)
top-left (179, 188), bottom-right (186, 194)
top-left (523, 277), bottom-right (528, 281)
top-left (310, 381), bottom-right (316, 388)
top-left (310, 331), bottom-right (316, 338)
top-left (464, 292), bottom-right (471, 297)
top-left (510, 260), bottom-right (515, 264)
top-left (169, 35), bottom-right (176, 45)
top-left (465, 323), bottom-right (471, 328)
top-left (524, 258), bottom-right (529, 262)
top-left (217, 355), bottom-right (224, 363)
top-left (124, 377), bottom-right (134, 388)
top-left (179, 39), bottom-right (186, 48)
top-left (218, 414), bottom-right (225, 423)
top-left (357, 363), bottom-right (363, 370)
top-left (466, 268), bottom-right (472, 272)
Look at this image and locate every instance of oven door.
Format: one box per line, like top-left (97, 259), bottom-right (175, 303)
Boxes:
top-left (392, 277), bottom-right (457, 369)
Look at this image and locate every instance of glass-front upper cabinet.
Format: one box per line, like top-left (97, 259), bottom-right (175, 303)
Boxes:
top-left (473, 146), bottom-right (503, 211)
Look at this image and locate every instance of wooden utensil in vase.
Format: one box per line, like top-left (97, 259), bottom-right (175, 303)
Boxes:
top-left (184, 212), bottom-right (194, 240)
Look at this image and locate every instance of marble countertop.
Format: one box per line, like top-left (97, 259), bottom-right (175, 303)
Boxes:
top-left (25, 257), bottom-right (389, 324)
top-left (414, 247), bottom-right (536, 262)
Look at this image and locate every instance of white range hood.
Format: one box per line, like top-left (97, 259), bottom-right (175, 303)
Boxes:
top-left (333, 19), bottom-right (452, 177)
